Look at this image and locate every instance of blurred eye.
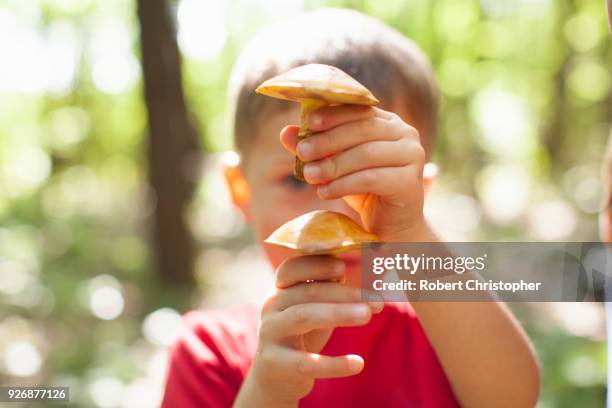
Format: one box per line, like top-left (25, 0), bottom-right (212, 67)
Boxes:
top-left (280, 174), bottom-right (309, 191)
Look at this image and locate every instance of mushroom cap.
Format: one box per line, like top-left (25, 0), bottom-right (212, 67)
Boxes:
top-left (265, 210), bottom-right (380, 254)
top-left (256, 64), bottom-right (379, 106)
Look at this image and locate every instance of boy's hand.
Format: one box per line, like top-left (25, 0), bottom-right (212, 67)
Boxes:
top-left (236, 255), bottom-right (383, 407)
top-left (280, 105), bottom-right (428, 241)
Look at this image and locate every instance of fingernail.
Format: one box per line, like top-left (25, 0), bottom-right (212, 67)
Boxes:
top-left (347, 355), bottom-right (363, 372)
top-left (368, 301), bottom-right (384, 312)
top-left (318, 184), bottom-right (329, 197)
top-left (352, 304), bottom-right (369, 319)
top-left (309, 113), bottom-right (322, 127)
top-left (297, 141), bottom-right (313, 159)
top-left (303, 164), bottom-right (321, 180)
top-left (364, 292), bottom-right (384, 312)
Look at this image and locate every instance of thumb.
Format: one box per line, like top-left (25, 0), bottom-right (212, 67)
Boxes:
top-left (280, 125), bottom-right (300, 154)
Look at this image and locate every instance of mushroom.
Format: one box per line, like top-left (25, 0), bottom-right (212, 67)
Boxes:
top-left (256, 64), bottom-right (381, 254)
top-left (264, 210), bottom-right (379, 254)
top-left (256, 63), bottom-right (379, 181)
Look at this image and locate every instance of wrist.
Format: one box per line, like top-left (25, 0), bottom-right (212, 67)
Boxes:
top-left (380, 217), bottom-right (438, 243)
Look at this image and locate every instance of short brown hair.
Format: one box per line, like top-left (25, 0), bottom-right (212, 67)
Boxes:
top-left (228, 8), bottom-right (439, 161)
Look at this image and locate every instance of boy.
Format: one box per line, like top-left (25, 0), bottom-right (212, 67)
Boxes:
top-left (161, 9), bottom-right (540, 407)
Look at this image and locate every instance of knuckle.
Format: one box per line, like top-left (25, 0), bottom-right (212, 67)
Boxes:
top-left (388, 111), bottom-right (401, 122)
top-left (393, 117), bottom-right (413, 137)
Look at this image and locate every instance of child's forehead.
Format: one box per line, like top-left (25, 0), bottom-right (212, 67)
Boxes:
top-left (242, 106), bottom-right (299, 171)
top-left (254, 105), bottom-right (300, 148)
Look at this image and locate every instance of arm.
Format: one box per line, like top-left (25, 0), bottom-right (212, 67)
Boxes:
top-left (282, 105), bottom-right (540, 407)
top-left (398, 222), bottom-right (541, 408)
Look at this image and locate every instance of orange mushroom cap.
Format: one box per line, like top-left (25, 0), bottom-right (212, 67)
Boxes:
top-left (265, 210), bottom-right (380, 255)
top-left (256, 64), bottom-right (379, 106)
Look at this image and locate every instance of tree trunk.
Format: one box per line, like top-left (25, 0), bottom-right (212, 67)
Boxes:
top-left (137, 0), bottom-right (198, 285)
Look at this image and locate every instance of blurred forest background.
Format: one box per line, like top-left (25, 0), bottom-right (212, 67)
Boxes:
top-left (0, 0), bottom-right (610, 406)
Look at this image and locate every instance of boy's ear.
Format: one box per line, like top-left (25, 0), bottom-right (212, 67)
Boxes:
top-left (221, 153), bottom-right (251, 221)
top-left (423, 163), bottom-right (438, 196)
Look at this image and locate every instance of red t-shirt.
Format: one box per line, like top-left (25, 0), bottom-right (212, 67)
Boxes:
top-left (161, 302), bottom-right (459, 407)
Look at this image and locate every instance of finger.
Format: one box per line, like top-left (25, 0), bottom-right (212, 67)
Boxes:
top-left (297, 116), bottom-right (417, 162)
top-left (317, 165), bottom-right (423, 201)
top-left (307, 105), bottom-right (375, 131)
top-left (303, 353), bottom-right (364, 379)
top-left (262, 303), bottom-right (373, 339)
top-left (303, 139), bottom-right (418, 184)
top-left (280, 125), bottom-right (300, 154)
top-left (276, 256), bottom-right (344, 289)
top-left (264, 346), bottom-right (364, 379)
top-left (280, 110), bottom-right (389, 155)
top-left (273, 282), bottom-right (362, 311)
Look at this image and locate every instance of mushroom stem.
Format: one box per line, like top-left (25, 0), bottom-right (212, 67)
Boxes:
top-left (296, 99), bottom-right (328, 181)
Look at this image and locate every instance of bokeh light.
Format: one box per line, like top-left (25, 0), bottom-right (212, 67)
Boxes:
top-left (88, 376), bottom-right (124, 408)
top-left (478, 164), bottom-right (532, 225)
top-left (527, 199), bottom-right (577, 241)
top-left (87, 275), bottom-right (125, 321)
top-left (177, 0), bottom-right (227, 60)
top-left (2, 146), bottom-right (52, 196)
top-left (471, 88), bottom-right (535, 159)
top-left (142, 308), bottom-right (182, 347)
top-left (88, 19), bottom-right (139, 94)
top-left (4, 341), bottom-right (43, 377)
